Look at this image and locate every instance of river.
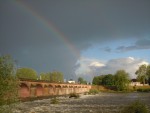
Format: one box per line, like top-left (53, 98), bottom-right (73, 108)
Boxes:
top-left (13, 92), bottom-right (150, 113)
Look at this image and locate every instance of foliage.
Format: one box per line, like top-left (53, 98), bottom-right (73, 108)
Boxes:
top-left (146, 65), bottom-right (150, 85)
top-left (88, 89), bottom-right (99, 95)
top-left (78, 77), bottom-right (87, 84)
top-left (135, 64), bottom-right (148, 85)
top-left (49, 71), bottom-right (64, 83)
top-left (39, 72), bottom-right (50, 81)
top-left (0, 55), bottom-right (19, 112)
top-left (16, 67), bottom-right (37, 80)
top-left (0, 55), bottom-right (16, 78)
top-left (121, 100), bottom-right (149, 113)
top-left (69, 93), bottom-right (80, 98)
top-left (50, 97), bottom-right (59, 104)
top-left (114, 70), bottom-right (130, 91)
top-left (102, 74), bottom-right (114, 86)
top-left (39, 71), bottom-right (64, 82)
top-left (92, 75), bottom-right (104, 85)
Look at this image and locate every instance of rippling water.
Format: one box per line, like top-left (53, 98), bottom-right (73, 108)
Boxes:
top-left (13, 92), bottom-right (150, 113)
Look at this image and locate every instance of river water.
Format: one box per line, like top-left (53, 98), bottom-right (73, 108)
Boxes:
top-left (13, 92), bottom-right (150, 113)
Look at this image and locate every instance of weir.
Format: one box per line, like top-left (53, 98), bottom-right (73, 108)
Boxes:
top-left (19, 79), bottom-right (91, 98)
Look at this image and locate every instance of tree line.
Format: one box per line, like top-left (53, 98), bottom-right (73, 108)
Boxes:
top-left (92, 70), bottom-right (130, 91)
top-left (16, 68), bottom-right (64, 83)
top-left (92, 64), bottom-right (150, 91)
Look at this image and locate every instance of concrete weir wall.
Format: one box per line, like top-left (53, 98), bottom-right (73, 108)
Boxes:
top-left (19, 80), bottom-right (91, 98)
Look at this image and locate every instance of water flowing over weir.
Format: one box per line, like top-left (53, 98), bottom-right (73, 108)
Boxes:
top-left (18, 79), bottom-right (91, 98)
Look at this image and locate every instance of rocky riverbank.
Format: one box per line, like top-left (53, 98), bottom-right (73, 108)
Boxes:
top-left (12, 92), bottom-right (150, 113)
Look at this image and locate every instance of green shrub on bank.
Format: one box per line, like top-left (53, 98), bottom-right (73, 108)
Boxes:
top-left (121, 100), bottom-right (149, 113)
top-left (88, 89), bottom-right (99, 95)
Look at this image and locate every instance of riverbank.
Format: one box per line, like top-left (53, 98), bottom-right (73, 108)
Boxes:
top-left (12, 92), bottom-right (150, 113)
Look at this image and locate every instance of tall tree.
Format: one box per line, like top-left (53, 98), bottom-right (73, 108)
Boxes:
top-left (92, 75), bottom-right (104, 85)
top-left (102, 74), bottom-right (114, 86)
top-left (114, 70), bottom-right (130, 91)
top-left (0, 55), bottom-right (18, 106)
top-left (78, 77), bottom-right (87, 84)
top-left (135, 64), bottom-right (147, 85)
top-left (16, 67), bottom-right (37, 80)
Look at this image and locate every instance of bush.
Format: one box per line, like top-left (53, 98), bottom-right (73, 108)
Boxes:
top-left (69, 93), bottom-right (80, 99)
top-left (88, 89), bottom-right (99, 95)
top-left (121, 100), bottom-right (149, 113)
top-left (50, 97), bottom-right (59, 104)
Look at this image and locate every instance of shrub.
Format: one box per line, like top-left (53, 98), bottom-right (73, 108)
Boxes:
top-left (69, 93), bottom-right (80, 99)
top-left (121, 100), bottom-right (149, 113)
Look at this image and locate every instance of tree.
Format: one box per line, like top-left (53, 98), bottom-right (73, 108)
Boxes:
top-left (135, 64), bottom-right (147, 85)
top-left (16, 67), bottom-right (37, 80)
top-left (114, 70), bottom-right (130, 91)
top-left (92, 75), bottom-right (104, 85)
top-left (50, 71), bottom-right (64, 83)
top-left (78, 77), bottom-right (84, 84)
top-left (78, 77), bottom-right (87, 84)
top-left (102, 74), bottom-right (114, 86)
top-left (146, 65), bottom-right (150, 85)
top-left (39, 72), bottom-right (50, 81)
top-left (0, 55), bottom-right (18, 106)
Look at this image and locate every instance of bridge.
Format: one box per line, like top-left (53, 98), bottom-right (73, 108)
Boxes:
top-left (19, 79), bottom-right (91, 98)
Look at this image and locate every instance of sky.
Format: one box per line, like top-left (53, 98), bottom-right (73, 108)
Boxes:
top-left (0, 0), bottom-right (150, 82)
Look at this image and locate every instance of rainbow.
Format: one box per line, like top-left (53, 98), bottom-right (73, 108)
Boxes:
top-left (12, 1), bottom-right (80, 58)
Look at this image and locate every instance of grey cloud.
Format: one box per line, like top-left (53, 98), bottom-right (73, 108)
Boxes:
top-left (116, 38), bottom-right (150, 52)
top-left (104, 47), bottom-right (112, 52)
top-left (93, 57), bottom-right (149, 79)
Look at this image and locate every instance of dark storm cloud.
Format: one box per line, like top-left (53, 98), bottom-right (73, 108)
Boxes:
top-left (11, 0), bottom-right (150, 44)
top-left (0, 0), bottom-right (150, 80)
top-left (116, 38), bottom-right (150, 52)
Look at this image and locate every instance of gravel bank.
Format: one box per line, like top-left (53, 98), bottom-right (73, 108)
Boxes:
top-left (12, 92), bottom-right (150, 113)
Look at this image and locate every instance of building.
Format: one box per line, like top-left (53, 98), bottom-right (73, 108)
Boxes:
top-left (68, 79), bottom-right (76, 84)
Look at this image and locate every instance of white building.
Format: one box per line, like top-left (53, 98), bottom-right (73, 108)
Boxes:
top-left (68, 79), bottom-right (75, 84)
